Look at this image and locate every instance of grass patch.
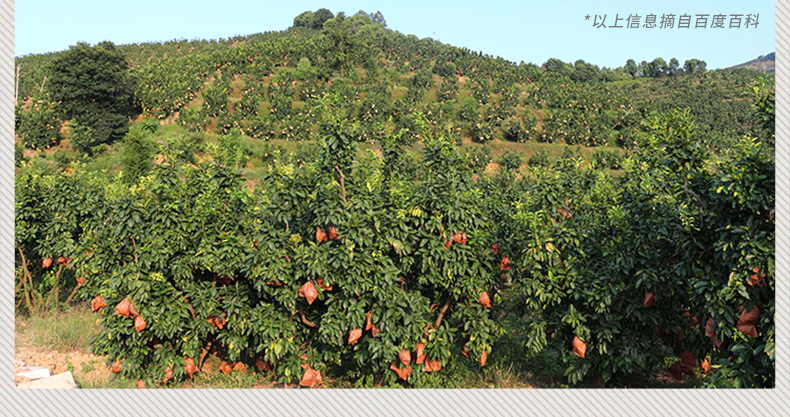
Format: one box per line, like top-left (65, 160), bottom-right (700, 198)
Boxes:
top-left (80, 140), bottom-right (124, 174)
top-left (175, 362), bottom-right (275, 389)
top-left (16, 305), bottom-right (99, 352)
top-left (79, 376), bottom-right (138, 389)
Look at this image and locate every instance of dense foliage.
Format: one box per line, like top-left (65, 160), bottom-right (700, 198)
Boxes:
top-left (45, 41), bottom-right (137, 153)
top-left (20, 115), bottom-right (499, 388)
top-left (13, 9), bottom-right (774, 389)
top-left (15, 96), bottom-right (61, 150)
top-left (482, 105), bottom-right (774, 387)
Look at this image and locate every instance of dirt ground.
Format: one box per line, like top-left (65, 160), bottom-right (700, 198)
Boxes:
top-left (14, 343), bottom-right (113, 388)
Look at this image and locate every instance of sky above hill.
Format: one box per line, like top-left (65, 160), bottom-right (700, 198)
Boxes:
top-left (14, 0), bottom-right (776, 69)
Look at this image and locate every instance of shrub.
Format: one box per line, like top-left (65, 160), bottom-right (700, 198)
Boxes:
top-left (502, 118), bottom-right (530, 143)
top-left (120, 126), bottom-right (155, 184)
top-left (68, 123), bottom-right (96, 155)
top-left (527, 149), bottom-right (551, 167)
top-left (51, 151), bottom-right (75, 170)
top-left (16, 100), bottom-right (62, 150)
top-left (463, 145), bottom-right (492, 175)
top-left (69, 112), bottom-right (130, 154)
top-left (498, 107), bottom-right (774, 387)
top-left (160, 132), bottom-right (206, 164)
top-left (497, 151), bottom-right (523, 172)
top-left (139, 118), bottom-right (160, 135)
top-left (76, 121), bottom-right (502, 387)
top-left (591, 149), bottom-right (621, 170)
top-left (15, 141), bottom-right (27, 167)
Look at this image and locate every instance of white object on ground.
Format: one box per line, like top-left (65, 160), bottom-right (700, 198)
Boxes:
top-left (17, 371), bottom-right (77, 389)
top-left (15, 366), bottom-right (51, 380)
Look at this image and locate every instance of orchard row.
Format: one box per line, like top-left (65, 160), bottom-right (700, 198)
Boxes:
top-left (15, 102), bottom-right (774, 387)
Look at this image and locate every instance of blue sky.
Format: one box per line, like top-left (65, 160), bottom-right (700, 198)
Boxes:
top-left (14, 0), bottom-right (775, 69)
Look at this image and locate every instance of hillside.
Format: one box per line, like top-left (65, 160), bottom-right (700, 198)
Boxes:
top-left (731, 52), bottom-right (775, 74)
top-left (14, 9), bottom-right (773, 161)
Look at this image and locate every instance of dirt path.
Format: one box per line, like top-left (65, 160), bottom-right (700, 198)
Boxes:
top-left (14, 346), bottom-right (113, 388)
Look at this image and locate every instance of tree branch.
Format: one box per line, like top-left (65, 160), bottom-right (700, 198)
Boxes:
top-left (199, 340), bottom-right (213, 370)
top-left (63, 281), bottom-right (81, 305)
top-left (434, 295), bottom-right (452, 329)
top-left (131, 237), bottom-right (139, 264)
top-left (681, 174), bottom-right (706, 212)
top-left (334, 166), bottom-right (348, 206)
top-left (14, 65), bottom-right (20, 107)
top-left (298, 305), bottom-right (318, 328)
top-left (17, 246), bottom-right (37, 314)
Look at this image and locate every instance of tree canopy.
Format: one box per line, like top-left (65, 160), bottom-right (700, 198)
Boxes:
top-left (46, 41), bottom-right (136, 152)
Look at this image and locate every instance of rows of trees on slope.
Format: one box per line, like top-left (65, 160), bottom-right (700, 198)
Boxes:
top-left (14, 75), bottom-right (774, 387)
top-left (15, 9), bottom-right (766, 157)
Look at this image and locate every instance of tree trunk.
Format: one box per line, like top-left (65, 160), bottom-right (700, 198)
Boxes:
top-left (14, 65), bottom-right (20, 107)
top-left (591, 372), bottom-right (606, 388)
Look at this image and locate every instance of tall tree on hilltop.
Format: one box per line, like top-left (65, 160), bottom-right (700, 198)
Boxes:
top-left (312, 8), bottom-right (334, 29)
top-left (543, 58), bottom-right (573, 78)
top-left (293, 11), bottom-right (314, 28)
top-left (324, 13), bottom-right (360, 77)
top-left (625, 59), bottom-right (638, 77)
top-left (684, 59), bottom-right (707, 75)
top-left (369, 10), bottom-right (386, 26)
top-left (668, 58), bottom-right (680, 76)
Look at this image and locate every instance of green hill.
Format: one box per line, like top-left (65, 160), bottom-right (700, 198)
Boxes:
top-left (14, 9), bottom-right (772, 162)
